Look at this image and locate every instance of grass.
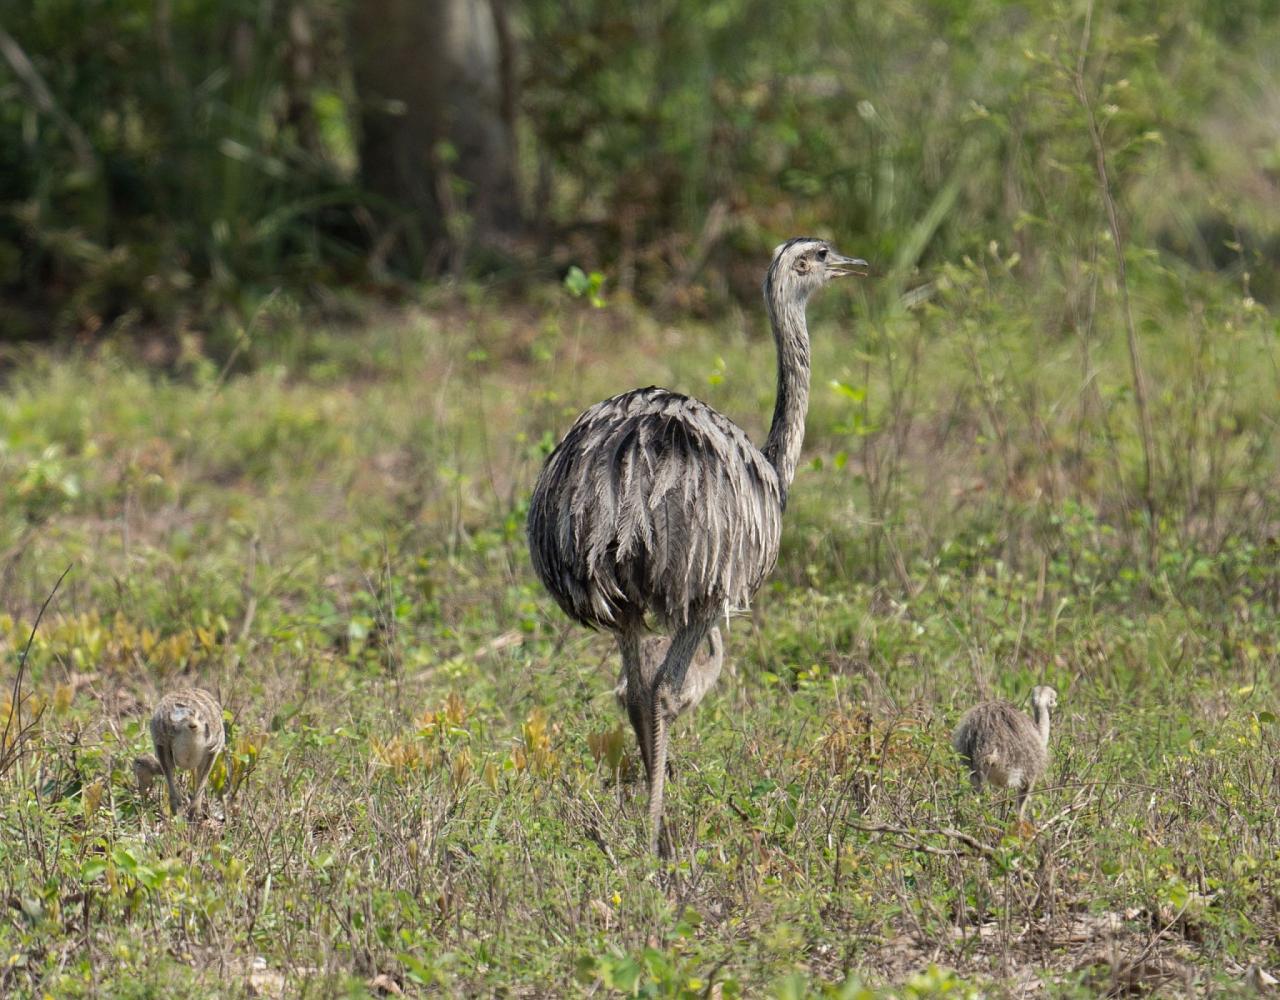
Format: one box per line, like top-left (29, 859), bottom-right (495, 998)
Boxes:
top-left (0, 275), bottom-right (1278, 997)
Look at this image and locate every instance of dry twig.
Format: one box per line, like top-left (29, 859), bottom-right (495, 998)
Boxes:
top-left (848, 820), bottom-right (999, 859)
top-left (1, 564), bottom-right (72, 779)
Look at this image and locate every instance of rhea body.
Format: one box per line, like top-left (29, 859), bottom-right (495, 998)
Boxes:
top-left (951, 685), bottom-right (1058, 819)
top-left (528, 238), bottom-right (866, 853)
top-left (135, 688), bottom-right (225, 818)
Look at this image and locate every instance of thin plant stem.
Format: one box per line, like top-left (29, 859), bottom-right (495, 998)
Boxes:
top-left (1074, 0), bottom-right (1158, 570)
top-left (1, 563), bottom-right (72, 776)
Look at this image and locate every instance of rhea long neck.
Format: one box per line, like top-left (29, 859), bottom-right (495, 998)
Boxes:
top-left (1032, 701), bottom-right (1052, 750)
top-left (761, 285), bottom-right (812, 507)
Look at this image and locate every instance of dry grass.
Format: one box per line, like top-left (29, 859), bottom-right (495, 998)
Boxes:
top-left (0, 294), bottom-right (1277, 997)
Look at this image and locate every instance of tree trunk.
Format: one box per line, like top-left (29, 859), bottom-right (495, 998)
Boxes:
top-left (349, 0), bottom-right (519, 273)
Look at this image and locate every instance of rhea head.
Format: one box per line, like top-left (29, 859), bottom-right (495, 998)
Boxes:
top-left (765, 237), bottom-right (868, 306)
top-left (1031, 686), bottom-right (1058, 711)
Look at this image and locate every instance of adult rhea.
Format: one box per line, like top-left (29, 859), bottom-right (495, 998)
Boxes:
top-left (528, 238), bottom-right (867, 854)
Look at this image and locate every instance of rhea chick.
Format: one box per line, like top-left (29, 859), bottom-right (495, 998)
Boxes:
top-left (138, 688), bottom-right (225, 819)
top-left (133, 753), bottom-right (163, 798)
top-left (614, 626), bottom-right (725, 718)
top-left (952, 685), bottom-right (1058, 820)
top-left (612, 627), bottom-right (723, 792)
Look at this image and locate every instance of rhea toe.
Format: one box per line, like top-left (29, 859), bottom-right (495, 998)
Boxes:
top-left (134, 688), bottom-right (225, 819)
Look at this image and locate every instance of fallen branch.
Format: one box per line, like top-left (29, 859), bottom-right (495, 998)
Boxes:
top-left (1030, 785), bottom-right (1098, 841)
top-left (848, 820), bottom-right (998, 859)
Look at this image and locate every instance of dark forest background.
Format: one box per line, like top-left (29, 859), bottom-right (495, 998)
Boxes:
top-left (2, 0), bottom-right (1279, 343)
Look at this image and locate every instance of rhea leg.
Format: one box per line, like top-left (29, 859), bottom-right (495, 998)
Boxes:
top-left (157, 744), bottom-right (182, 816)
top-left (646, 618), bottom-right (714, 856)
top-left (187, 752), bottom-right (217, 818)
top-left (617, 629), bottom-right (652, 782)
top-left (1016, 783), bottom-right (1032, 822)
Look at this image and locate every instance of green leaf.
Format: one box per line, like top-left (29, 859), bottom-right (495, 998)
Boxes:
top-left (398, 952), bottom-right (433, 986)
top-left (829, 380), bottom-right (866, 402)
top-left (564, 266), bottom-right (590, 298)
top-left (599, 954), bottom-right (642, 992)
top-left (573, 955), bottom-right (598, 983)
top-left (112, 845), bottom-right (139, 876)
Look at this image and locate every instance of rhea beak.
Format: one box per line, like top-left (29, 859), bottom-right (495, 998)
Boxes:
top-left (827, 253), bottom-right (870, 278)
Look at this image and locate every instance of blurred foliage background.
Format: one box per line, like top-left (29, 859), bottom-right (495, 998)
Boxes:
top-left (2, 0), bottom-right (1278, 339)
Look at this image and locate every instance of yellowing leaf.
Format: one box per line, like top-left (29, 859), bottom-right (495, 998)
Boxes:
top-left (53, 683), bottom-right (74, 714)
top-left (82, 779), bottom-right (105, 819)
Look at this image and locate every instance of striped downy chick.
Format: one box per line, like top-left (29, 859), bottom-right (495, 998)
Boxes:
top-left (133, 753), bottom-right (163, 798)
top-left (951, 685), bottom-right (1057, 819)
top-left (614, 626), bottom-right (725, 783)
top-left (149, 688), bottom-right (225, 818)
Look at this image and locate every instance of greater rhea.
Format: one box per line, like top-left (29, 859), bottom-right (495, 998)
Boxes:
top-left (952, 685), bottom-right (1058, 820)
top-left (528, 238), bottom-right (866, 853)
top-left (136, 688), bottom-right (225, 819)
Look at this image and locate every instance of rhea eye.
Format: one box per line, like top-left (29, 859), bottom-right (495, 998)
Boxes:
top-left (817, 248), bottom-right (828, 261)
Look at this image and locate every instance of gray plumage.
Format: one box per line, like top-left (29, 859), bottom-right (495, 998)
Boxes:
top-left (528, 237), bottom-right (867, 854)
top-left (952, 685), bottom-right (1058, 819)
top-left (143, 688), bottom-right (225, 818)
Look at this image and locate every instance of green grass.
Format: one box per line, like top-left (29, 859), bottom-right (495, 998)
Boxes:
top-left (0, 281), bottom-right (1277, 997)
